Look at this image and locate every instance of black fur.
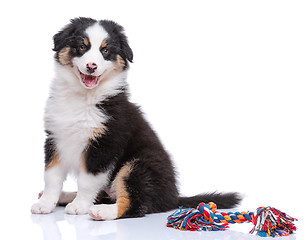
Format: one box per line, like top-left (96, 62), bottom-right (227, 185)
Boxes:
top-left (99, 20), bottom-right (133, 65)
top-left (53, 17), bottom-right (96, 60)
top-left (85, 90), bottom-right (240, 217)
top-left (178, 192), bottom-right (241, 209)
top-left (85, 92), bottom-right (180, 217)
top-left (48, 17), bottom-right (241, 218)
top-left (44, 133), bottom-right (56, 168)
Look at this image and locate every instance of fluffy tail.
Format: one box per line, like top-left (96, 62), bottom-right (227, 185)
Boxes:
top-left (178, 192), bottom-right (241, 209)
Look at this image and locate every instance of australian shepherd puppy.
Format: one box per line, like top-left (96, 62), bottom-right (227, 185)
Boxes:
top-left (31, 17), bottom-right (240, 220)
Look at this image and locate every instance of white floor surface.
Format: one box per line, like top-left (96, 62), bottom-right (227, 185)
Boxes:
top-left (3, 203), bottom-right (305, 240)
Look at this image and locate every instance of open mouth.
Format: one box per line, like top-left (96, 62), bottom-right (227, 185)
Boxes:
top-left (78, 70), bottom-right (102, 88)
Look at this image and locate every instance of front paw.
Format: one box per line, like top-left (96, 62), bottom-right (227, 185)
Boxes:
top-left (65, 200), bottom-right (92, 215)
top-left (31, 201), bottom-right (56, 214)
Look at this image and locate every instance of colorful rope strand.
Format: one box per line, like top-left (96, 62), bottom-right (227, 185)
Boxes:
top-left (167, 202), bottom-right (297, 237)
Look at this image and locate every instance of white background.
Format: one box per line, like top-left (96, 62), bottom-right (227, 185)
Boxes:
top-left (0, 0), bottom-right (306, 239)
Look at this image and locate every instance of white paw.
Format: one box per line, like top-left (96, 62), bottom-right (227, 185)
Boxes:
top-left (65, 200), bottom-right (92, 215)
top-left (31, 201), bottom-right (56, 214)
top-left (89, 204), bottom-right (118, 220)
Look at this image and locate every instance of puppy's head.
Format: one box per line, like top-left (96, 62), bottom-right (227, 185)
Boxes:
top-left (53, 17), bottom-right (133, 89)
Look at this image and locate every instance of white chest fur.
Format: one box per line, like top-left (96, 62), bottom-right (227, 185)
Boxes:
top-left (45, 88), bottom-right (107, 172)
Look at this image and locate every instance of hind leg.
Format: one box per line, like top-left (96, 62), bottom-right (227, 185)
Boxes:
top-left (89, 161), bottom-right (134, 220)
top-left (89, 159), bottom-right (178, 220)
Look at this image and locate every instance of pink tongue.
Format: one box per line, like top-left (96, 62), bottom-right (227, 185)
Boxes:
top-left (83, 75), bottom-right (97, 87)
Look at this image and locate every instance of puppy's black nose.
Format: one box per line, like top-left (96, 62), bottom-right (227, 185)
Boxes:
top-left (86, 62), bottom-right (97, 74)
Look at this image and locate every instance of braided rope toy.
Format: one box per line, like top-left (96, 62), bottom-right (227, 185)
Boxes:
top-left (167, 202), bottom-right (297, 237)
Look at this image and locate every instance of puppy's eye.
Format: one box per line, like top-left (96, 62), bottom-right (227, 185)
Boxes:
top-left (79, 45), bottom-right (86, 51)
top-left (102, 48), bottom-right (109, 55)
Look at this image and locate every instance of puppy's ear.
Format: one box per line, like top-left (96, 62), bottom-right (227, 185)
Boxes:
top-left (117, 24), bottom-right (133, 63)
top-left (100, 20), bottom-right (133, 63)
top-left (121, 40), bottom-right (133, 63)
top-left (53, 19), bottom-right (76, 52)
top-left (53, 30), bottom-right (69, 52)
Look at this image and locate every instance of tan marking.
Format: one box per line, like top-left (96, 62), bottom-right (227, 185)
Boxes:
top-left (114, 55), bottom-right (126, 72)
top-left (45, 154), bottom-right (60, 170)
top-left (101, 41), bottom-right (107, 48)
top-left (113, 160), bottom-right (137, 218)
top-left (83, 38), bottom-right (89, 46)
top-left (117, 197), bottom-right (131, 218)
top-left (90, 125), bottom-right (107, 141)
top-left (58, 47), bottom-right (71, 65)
